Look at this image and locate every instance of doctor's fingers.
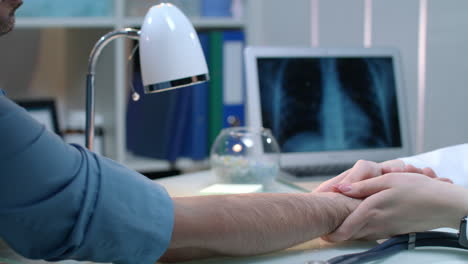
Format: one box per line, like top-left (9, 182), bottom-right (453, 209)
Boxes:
top-left (416, 164), bottom-right (452, 183)
top-left (322, 200), bottom-right (378, 242)
top-left (335, 160), bottom-right (383, 187)
top-left (382, 165), bottom-right (438, 179)
top-left (381, 166), bottom-right (450, 183)
top-left (382, 165), bottom-right (421, 175)
top-left (314, 169), bottom-right (350, 192)
top-left (419, 166), bottom-right (437, 178)
top-left (334, 174), bottom-right (394, 199)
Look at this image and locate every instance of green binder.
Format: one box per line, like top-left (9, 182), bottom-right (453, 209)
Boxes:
top-left (208, 31), bottom-right (224, 150)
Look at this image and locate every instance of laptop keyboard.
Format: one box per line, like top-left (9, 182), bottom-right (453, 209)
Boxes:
top-left (284, 163), bottom-right (354, 177)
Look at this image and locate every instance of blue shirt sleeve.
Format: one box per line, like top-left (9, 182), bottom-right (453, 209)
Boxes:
top-left (0, 93), bottom-right (174, 264)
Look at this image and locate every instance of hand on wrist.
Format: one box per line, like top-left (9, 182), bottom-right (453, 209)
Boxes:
top-left (312, 192), bottom-right (360, 233)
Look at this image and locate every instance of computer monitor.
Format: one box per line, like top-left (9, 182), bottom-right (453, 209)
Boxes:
top-left (245, 47), bottom-right (411, 171)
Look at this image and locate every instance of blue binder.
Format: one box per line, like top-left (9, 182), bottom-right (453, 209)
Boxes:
top-left (167, 87), bottom-right (192, 162)
top-left (126, 72), bottom-right (178, 160)
top-left (222, 30), bottom-right (245, 128)
top-left (178, 32), bottom-right (209, 160)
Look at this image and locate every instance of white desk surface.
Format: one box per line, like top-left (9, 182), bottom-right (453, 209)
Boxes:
top-left (155, 170), bottom-right (468, 264)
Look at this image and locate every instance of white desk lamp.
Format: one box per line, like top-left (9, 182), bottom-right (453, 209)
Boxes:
top-left (85, 3), bottom-right (209, 150)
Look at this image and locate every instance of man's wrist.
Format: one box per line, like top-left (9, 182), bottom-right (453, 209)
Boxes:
top-left (310, 192), bottom-right (359, 234)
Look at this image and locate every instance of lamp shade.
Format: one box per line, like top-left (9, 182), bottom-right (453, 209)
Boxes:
top-left (140, 3), bottom-right (209, 94)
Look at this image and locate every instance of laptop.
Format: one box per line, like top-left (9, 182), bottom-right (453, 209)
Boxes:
top-left (244, 47), bottom-right (412, 190)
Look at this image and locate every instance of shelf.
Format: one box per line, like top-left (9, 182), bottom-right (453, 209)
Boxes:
top-left (15, 17), bottom-right (117, 28)
top-left (123, 17), bottom-right (245, 29)
top-left (15, 17), bottom-right (244, 30)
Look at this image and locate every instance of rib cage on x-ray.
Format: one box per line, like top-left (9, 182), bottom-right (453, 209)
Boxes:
top-left (257, 57), bottom-right (402, 153)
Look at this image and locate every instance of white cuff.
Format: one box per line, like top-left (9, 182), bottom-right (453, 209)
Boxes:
top-left (398, 144), bottom-right (468, 187)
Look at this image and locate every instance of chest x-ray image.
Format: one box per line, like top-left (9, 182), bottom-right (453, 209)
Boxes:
top-left (257, 57), bottom-right (402, 153)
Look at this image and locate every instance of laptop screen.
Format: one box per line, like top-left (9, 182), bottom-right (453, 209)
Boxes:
top-left (256, 57), bottom-right (402, 153)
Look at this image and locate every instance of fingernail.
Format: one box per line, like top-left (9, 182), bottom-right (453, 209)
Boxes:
top-left (338, 184), bottom-right (352, 192)
top-left (332, 184), bottom-right (341, 189)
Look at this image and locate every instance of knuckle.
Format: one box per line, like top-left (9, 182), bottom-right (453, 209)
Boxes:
top-left (356, 159), bottom-right (369, 167)
top-left (427, 168), bottom-right (436, 175)
top-left (354, 160), bottom-right (373, 172)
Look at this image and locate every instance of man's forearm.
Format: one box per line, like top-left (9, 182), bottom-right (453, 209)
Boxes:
top-left (160, 192), bottom-right (358, 262)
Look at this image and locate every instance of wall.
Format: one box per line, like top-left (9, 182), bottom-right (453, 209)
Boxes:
top-left (424, 0), bottom-right (468, 151)
top-left (245, 0), bottom-right (311, 46)
top-left (247, 0), bottom-right (468, 154)
top-left (0, 27), bottom-right (118, 156)
top-left (0, 28), bottom-right (68, 126)
top-left (2, 0), bottom-right (468, 157)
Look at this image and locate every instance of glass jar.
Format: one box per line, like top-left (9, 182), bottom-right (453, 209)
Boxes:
top-left (210, 127), bottom-right (280, 187)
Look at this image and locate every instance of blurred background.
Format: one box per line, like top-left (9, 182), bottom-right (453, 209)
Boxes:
top-left (0, 0), bottom-right (466, 177)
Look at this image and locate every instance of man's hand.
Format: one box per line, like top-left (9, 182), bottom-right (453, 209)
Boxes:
top-left (322, 173), bottom-right (468, 242)
top-left (315, 159), bottom-right (443, 193)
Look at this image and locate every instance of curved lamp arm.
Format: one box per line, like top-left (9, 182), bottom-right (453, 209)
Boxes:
top-left (85, 28), bottom-right (140, 150)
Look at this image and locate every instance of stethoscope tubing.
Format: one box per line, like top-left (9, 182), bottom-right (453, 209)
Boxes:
top-left (326, 231), bottom-right (465, 264)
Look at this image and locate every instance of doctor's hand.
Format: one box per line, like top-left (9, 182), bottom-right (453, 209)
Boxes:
top-left (314, 159), bottom-right (439, 193)
top-left (322, 173), bottom-right (468, 242)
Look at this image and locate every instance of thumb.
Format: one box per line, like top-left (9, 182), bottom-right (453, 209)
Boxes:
top-left (323, 203), bottom-right (370, 242)
top-left (335, 176), bottom-right (392, 198)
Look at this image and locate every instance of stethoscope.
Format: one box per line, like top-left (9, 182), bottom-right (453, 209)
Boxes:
top-left (305, 231), bottom-right (468, 264)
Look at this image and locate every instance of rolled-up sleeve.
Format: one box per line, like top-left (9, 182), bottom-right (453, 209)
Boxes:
top-left (0, 95), bottom-right (174, 264)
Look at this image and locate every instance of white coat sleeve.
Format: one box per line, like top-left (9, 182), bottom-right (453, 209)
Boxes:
top-left (399, 144), bottom-right (468, 187)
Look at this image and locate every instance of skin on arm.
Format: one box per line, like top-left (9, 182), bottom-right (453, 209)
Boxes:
top-left (159, 192), bottom-right (359, 262)
top-left (323, 173), bottom-right (468, 242)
